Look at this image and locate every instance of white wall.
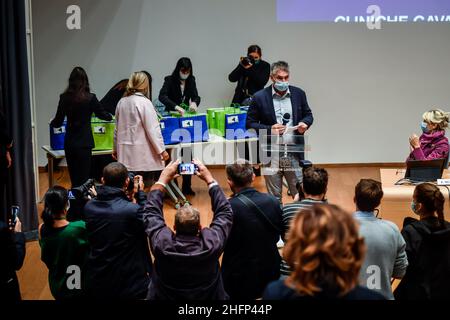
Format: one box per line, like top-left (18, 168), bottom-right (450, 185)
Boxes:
top-left (32, 0), bottom-right (450, 165)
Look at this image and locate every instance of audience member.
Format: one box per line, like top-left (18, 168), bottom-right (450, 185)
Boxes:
top-left (353, 179), bottom-right (408, 300)
top-left (280, 167), bottom-right (328, 276)
top-left (0, 216), bottom-right (25, 300)
top-left (39, 186), bottom-right (89, 300)
top-left (394, 183), bottom-right (450, 299)
top-left (263, 204), bottom-right (385, 300)
top-left (83, 162), bottom-right (152, 299)
top-left (221, 160), bottom-right (282, 299)
top-left (143, 159), bottom-right (233, 300)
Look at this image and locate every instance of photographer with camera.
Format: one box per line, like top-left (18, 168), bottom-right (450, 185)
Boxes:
top-left (143, 159), bottom-right (233, 300)
top-left (83, 162), bottom-right (152, 299)
top-left (0, 214), bottom-right (25, 300)
top-left (228, 45), bottom-right (270, 105)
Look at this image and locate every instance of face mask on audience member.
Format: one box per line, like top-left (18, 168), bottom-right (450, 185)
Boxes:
top-left (421, 122), bottom-right (429, 133)
top-left (411, 201), bottom-right (420, 215)
top-left (274, 81), bottom-right (289, 92)
top-left (180, 72), bottom-right (189, 80)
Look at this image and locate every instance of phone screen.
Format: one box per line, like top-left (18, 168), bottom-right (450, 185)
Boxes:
top-left (178, 163), bottom-right (197, 175)
top-left (11, 206), bottom-right (19, 225)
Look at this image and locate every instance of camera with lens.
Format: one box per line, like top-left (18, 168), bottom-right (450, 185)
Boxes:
top-left (67, 178), bottom-right (96, 221)
top-left (71, 178), bottom-right (96, 200)
top-left (241, 55), bottom-right (255, 67)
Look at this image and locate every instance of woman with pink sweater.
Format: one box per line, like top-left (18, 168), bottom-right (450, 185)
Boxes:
top-left (408, 109), bottom-right (449, 161)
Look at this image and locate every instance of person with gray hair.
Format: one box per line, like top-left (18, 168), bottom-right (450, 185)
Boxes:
top-left (142, 159), bottom-right (233, 300)
top-left (221, 160), bottom-right (283, 299)
top-left (408, 108), bottom-right (450, 161)
top-left (246, 60), bottom-right (314, 203)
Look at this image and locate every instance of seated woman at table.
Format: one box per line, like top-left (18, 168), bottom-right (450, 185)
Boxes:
top-left (394, 183), bottom-right (450, 300)
top-left (408, 109), bottom-right (450, 161)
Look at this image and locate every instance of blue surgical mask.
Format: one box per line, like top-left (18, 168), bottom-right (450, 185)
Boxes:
top-left (421, 122), bottom-right (429, 133)
top-left (411, 201), bottom-right (420, 215)
top-left (254, 59), bottom-right (261, 65)
top-left (274, 81), bottom-right (289, 92)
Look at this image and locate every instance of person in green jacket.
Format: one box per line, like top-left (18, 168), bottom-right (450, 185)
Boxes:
top-left (39, 186), bottom-right (89, 300)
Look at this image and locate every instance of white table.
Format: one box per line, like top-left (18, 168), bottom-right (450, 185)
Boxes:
top-left (42, 134), bottom-right (259, 188)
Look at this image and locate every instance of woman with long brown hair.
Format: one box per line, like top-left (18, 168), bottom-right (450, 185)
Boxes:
top-left (51, 67), bottom-right (112, 187)
top-left (394, 183), bottom-right (450, 299)
top-left (263, 204), bottom-right (384, 300)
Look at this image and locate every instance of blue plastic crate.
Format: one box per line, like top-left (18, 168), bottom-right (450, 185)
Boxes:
top-left (160, 117), bottom-right (181, 145)
top-left (225, 113), bottom-right (256, 140)
top-left (49, 120), bottom-right (67, 150)
top-left (178, 114), bottom-right (209, 143)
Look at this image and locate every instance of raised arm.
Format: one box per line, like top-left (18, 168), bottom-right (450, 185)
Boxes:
top-left (50, 95), bottom-right (66, 128)
top-left (158, 77), bottom-right (177, 112)
top-left (91, 94), bottom-right (113, 121)
top-left (192, 159), bottom-right (233, 251)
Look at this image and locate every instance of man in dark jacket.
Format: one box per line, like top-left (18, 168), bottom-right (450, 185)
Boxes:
top-left (221, 160), bottom-right (282, 300)
top-left (83, 162), bottom-right (151, 299)
top-left (143, 159), bottom-right (233, 300)
top-left (0, 218), bottom-right (25, 300)
top-left (246, 61), bottom-right (314, 203)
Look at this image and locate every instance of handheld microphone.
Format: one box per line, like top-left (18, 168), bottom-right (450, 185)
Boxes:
top-left (282, 113), bottom-right (291, 126)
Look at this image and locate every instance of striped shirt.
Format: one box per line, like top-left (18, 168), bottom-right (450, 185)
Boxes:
top-left (280, 199), bottom-right (326, 276)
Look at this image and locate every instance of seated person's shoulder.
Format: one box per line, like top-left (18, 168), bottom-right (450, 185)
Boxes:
top-left (379, 219), bottom-right (402, 233)
top-left (263, 280), bottom-right (293, 300)
top-left (69, 220), bottom-right (87, 230)
top-left (347, 286), bottom-right (386, 300)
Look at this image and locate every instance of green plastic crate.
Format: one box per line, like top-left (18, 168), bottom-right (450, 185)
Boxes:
top-left (91, 116), bottom-right (115, 150)
top-left (206, 107), bottom-right (243, 137)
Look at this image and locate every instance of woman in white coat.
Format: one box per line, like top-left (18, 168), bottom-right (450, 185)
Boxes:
top-left (114, 72), bottom-right (169, 185)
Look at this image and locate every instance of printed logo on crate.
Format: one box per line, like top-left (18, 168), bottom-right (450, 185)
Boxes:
top-left (225, 112), bottom-right (256, 140)
top-left (177, 114), bottom-right (209, 143)
top-left (91, 117), bottom-right (115, 150)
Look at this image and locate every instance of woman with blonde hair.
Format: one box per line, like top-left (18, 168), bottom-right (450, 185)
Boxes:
top-left (408, 109), bottom-right (450, 161)
top-left (114, 72), bottom-right (169, 185)
top-left (263, 204), bottom-right (385, 300)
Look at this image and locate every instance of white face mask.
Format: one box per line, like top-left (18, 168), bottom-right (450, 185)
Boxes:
top-left (179, 72), bottom-right (189, 80)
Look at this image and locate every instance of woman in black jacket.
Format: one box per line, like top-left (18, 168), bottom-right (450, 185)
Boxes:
top-left (228, 45), bottom-right (270, 105)
top-left (159, 58), bottom-right (201, 195)
top-left (51, 67), bottom-right (112, 187)
top-left (394, 183), bottom-right (450, 300)
top-left (159, 57), bottom-right (201, 115)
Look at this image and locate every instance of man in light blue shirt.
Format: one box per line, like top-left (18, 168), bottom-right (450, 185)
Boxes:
top-left (353, 179), bottom-right (408, 300)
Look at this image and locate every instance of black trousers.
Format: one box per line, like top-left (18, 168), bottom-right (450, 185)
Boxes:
top-left (65, 147), bottom-right (92, 188)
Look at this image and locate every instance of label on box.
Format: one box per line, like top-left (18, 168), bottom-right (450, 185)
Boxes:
top-left (227, 115), bottom-right (239, 124)
top-left (181, 120), bottom-right (194, 128)
top-left (53, 127), bottom-right (65, 134)
top-left (94, 126), bottom-right (106, 134)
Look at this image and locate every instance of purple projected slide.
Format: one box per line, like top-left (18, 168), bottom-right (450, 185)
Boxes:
top-left (277, 0), bottom-right (450, 23)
